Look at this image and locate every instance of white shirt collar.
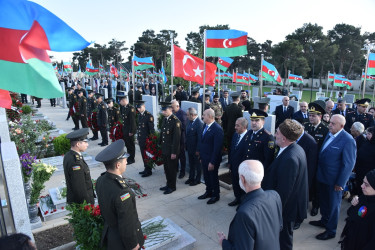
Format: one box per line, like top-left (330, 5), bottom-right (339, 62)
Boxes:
top-left (330, 128), bottom-right (343, 138)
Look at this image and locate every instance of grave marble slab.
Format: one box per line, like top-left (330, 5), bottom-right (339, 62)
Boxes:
top-left (39, 153), bottom-right (100, 173)
top-left (343, 94), bottom-right (355, 104)
top-left (236, 86), bottom-right (242, 91)
top-left (291, 90), bottom-right (302, 100)
top-left (181, 101), bottom-right (202, 119)
top-left (142, 95), bottom-right (158, 130)
top-left (316, 92), bottom-right (326, 100)
top-left (252, 87), bottom-right (259, 98)
top-left (290, 100), bottom-right (299, 112)
top-left (268, 95), bottom-right (284, 113)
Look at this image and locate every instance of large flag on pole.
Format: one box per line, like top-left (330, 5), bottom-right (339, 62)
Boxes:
top-left (334, 76), bottom-right (352, 89)
top-left (367, 53), bottom-right (375, 75)
top-left (0, 0), bottom-right (90, 100)
top-left (133, 55), bottom-right (155, 71)
top-left (362, 72), bottom-right (375, 81)
top-left (110, 64), bottom-right (118, 78)
top-left (173, 45), bottom-right (217, 86)
top-left (64, 62), bottom-right (72, 72)
top-left (206, 29), bottom-right (248, 57)
top-left (234, 73), bottom-right (250, 85)
top-left (85, 59), bottom-right (99, 75)
top-left (217, 57), bottom-right (233, 71)
top-left (161, 66), bottom-right (167, 83)
top-left (328, 73), bottom-right (345, 81)
top-left (288, 74), bottom-right (304, 84)
top-left (246, 73), bottom-right (258, 83)
top-left (262, 60), bottom-right (282, 85)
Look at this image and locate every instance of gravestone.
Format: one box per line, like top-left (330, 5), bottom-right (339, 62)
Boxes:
top-left (318, 97), bottom-right (328, 101)
top-left (208, 86), bottom-right (214, 92)
top-left (142, 95), bottom-right (158, 130)
top-left (223, 85), bottom-right (228, 90)
top-left (343, 94), bottom-right (355, 104)
top-left (291, 90), bottom-right (302, 100)
top-left (335, 91), bottom-right (340, 99)
top-left (252, 87), bottom-right (259, 98)
top-left (100, 88), bottom-right (108, 99)
top-left (236, 86), bottom-right (242, 91)
top-left (252, 96), bottom-right (261, 109)
top-left (268, 95), bottom-right (284, 113)
top-left (181, 101), bottom-right (202, 119)
top-left (243, 111), bottom-right (276, 135)
top-left (289, 100), bottom-right (299, 112)
top-left (316, 92), bottom-right (326, 100)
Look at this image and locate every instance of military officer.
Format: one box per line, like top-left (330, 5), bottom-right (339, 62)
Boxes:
top-left (258, 98), bottom-right (270, 113)
top-left (135, 83), bottom-right (143, 102)
top-left (210, 94), bottom-right (223, 125)
top-left (345, 98), bottom-right (374, 132)
top-left (106, 98), bottom-right (120, 129)
top-left (304, 101), bottom-right (329, 217)
top-left (165, 85), bottom-right (177, 102)
top-left (135, 101), bottom-right (155, 177)
top-left (96, 93), bottom-right (108, 146)
top-left (128, 85), bottom-right (134, 104)
top-left (87, 90), bottom-right (98, 140)
top-left (119, 96), bottom-right (136, 164)
top-left (95, 139), bottom-right (144, 250)
top-left (222, 92), bottom-right (243, 162)
top-left (243, 110), bottom-right (275, 170)
top-left (159, 102), bottom-right (181, 195)
top-left (77, 90), bottom-right (88, 128)
top-left (63, 128), bottom-right (95, 205)
top-left (68, 87), bottom-right (80, 130)
top-left (188, 87), bottom-right (201, 103)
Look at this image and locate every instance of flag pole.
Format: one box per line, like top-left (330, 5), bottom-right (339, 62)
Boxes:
top-left (248, 68), bottom-right (251, 95)
top-left (170, 38), bottom-right (175, 101)
top-left (326, 71), bottom-right (330, 97)
top-left (232, 69), bottom-right (235, 91)
top-left (363, 48), bottom-right (371, 99)
top-left (287, 70), bottom-right (291, 90)
top-left (331, 72), bottom-right (336, 99)
top-left (132, 54), bottom-right (135, 106)
top-left (360, 69), bottom-right (364, 98)
top-left (260, 54), bottom-right (264, 97)
top-left (203, 29), bottom-right (207, 114)
top-left (189, 81), bottom-right (192, 97)
top-left (218, 68), bottom-right (221, 98)
top-left (236, 68), bottom-right (238, 90)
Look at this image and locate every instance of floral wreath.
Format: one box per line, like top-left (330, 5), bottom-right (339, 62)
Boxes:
top-left (87, 110), bottom-right (99, 132)
top-left (109, 121), bottom-right (123, 142)
top-left (143, 132), bottom-right (163, 169)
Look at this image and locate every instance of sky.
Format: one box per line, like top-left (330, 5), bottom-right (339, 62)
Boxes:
top-left (32, 0), bottom-right (375, 62)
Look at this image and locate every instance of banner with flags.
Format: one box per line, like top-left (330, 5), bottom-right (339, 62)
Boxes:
top-left (288, 73), bottom-right (304, 84)
top-left (217, 57), bottom-right (233, 71)
top-left (85, 59), bottom-right (99, 75)
top-left (216, 72), bottom-right (233, 80)
top-left (64, 62), bottom-right (72, 72)
top-left (362, 72), bottom-right (375, 81)
top-left (99, 64), bottom-right (104, 73)
top-left (133, 55), bottom-right (155, 71)
top-left (206, 29), bottom-right (248, 57)
top-left (328, 73), bottom-right (345, 81)
top-left (262, 60), bottom-right (282, 85)
top-left (233, 73), bottom-right (250, 85)
top-left (161, 66), bottom-right (167, 83)
top-left (334, 76), bottom-right (352, 89)
top-left (367, 53), bottom-right (375, 75)
top-left (119, 65), bottom-right (126, 77)
top-left (110, 64), bottom-right (118, 77)
top-left (245, 73), bottom-right (258, 83)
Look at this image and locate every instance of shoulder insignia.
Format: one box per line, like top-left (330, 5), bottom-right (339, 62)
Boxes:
top-left (150, 116), bottom-right (154, 122)
top-left (268, 141), bottom-right (275, 149)
top-left (72, 166), bottom-right (81, 171)
top-left (176, 122), bottom-right (180, 127)
top-left (116, 178), bottom-right (128, 188)
top-left (84, 99), bottom-right (86, 102)
top-left (75, 154), bottom-right (80, 161)
top-left (120, 193), bottom-right (131, 201)
top-left (117, 111), bottom-right (120, 114)
top-left (131, 108), bottom-right (135, 112)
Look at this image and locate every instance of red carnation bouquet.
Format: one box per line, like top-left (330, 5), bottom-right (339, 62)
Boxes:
top-left (109, 121), bottom-right (123, 142)
top-left (144, 132), bottom-right (163, 168)
top-left (69, 102), bottom-right (80, 117)
top-left (88, 111), bottom-right (99, 132)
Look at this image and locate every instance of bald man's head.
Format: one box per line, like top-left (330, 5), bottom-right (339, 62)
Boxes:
top-left (326, 100), bottom-right (334, 113)
top-left (238, 160), bottom-right (264, 192)
top-left (328, 114), bottom-right (345, 135)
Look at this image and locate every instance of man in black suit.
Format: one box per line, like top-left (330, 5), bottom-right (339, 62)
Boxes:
top-left (262, 119), bottom-right (308, 250)
top-left (332, 99), bottom-right (349, 117)
top-left (219, 90), bottom-right (232, 111)
top-left (228, 117), bottom-right (249, 206)
top-left (185, 107), bottom-right (203, 186)
top-left (218, 160), bottom-right (283, 250)
top-left (275, 96), bottom-right (294, 128)
top-left (198, 109), bottom-right (224, 204)
top-left (293, 101), bottom-right (309, 124)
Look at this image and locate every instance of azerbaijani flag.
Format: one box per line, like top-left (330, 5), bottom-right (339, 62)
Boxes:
top-left (133, 55), bottom-right (155, 71)
top-left (53, 64), bottom-right (58, 74)
top-left (206, 30), bottom-right (248, 57)
top-left (328, 73), bottom-right (345, 81)
top-left (223, 72), bottom-right (233, 80)
top-left (361, 72), bottom-right (375, 81)
top-left (99, 63), bottom-right (104, 73)
top-left (289, 74), bottom-right (304, 84)
top-left (246, 73), bottom-right (258, 83)
top-left (334, 76), bottom-right (352, 89)
top-left (217, 57), bottom-right (233, 71)
top-left (135, 71), bottom-right (143, 78)
top-left (64, 62), bottom-right (72, 72)
top-left (161, 66), bottom-right (167, 83)
top-left (85, 59), bottom-right (99, 75)
top-left (262, 60), bottom-right (282, 85)
top-left (120, 66), bottom-right (126, 77)
top-left (367, 53), bottom-right (375, 75)
top-left (234, 73), bottom-right (250, 85)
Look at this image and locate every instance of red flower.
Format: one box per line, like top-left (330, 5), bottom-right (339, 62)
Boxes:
top-left (142, 194), bottom-right (147, 197)
top-left (84, 205), bottom-right (91, 211)
top-left (53, 209), bottom-right (57, 212)
top-left (44, 211), bottom-right (48, 215)
top-left (61, 206), bottom-right (64, 210)
top-left (143, 235), bottom-right (147, 240)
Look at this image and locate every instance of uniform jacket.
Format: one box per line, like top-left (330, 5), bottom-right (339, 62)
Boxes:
top-left (128, 90), bottom-right (134, 104)
top-left (297, 132), bottom-right (318, 188)
top-left (317, 129), bottom-right (356, 188)
top-left (243, 128), bottom-right (275, 170)
top-left (63, 150), bottom-right (95, 204)
top-left (174, 109), bottom-right (187, 145)
top-left (97, 102), bottom-right (108, 127)
top-left (222, 188), bottom-right (283, 250)
top-left (275, 105), bottom-right (294, 128)
top-left (198, 122), bottom-right (224, 166)
top-left (137, 111), bottom-right (155, 147)
top-left (262, 143), bottom-right (308, 222)
top-left (78, 96), bottom-right (87, 117)
top-left (222, 103), bottom-right (243, 137)
top-left (120, 104), bottom-right (136, 135)
top-left (135, 90), bottom-right (143, 101)
top-left (292, 110), bottom-right (309, 124)
top-left (107, 107), bottom-right (120, 128)
top-left (68, 92), bottom-right (78, 109)
top-left (304, 122), bottom-right (329, 151)
top-left (159, 114), bottom-right (181, 155)
top-left (345, 111), bottom-right (374, 132)
top-left (87, 97), bottom-right (97, 116)
top-left (96, 172), bottom-right (144, 250)
top-left (185, 117), bottom-right (203, 154)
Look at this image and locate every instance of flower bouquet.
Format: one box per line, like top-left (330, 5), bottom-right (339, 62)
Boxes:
top-left (109, 121), bottom-right (123, 142)
top-left (144, 132), bottom-right (163, 169)
top-left (29, 162), bottom-right (57, 205)
top-left (20, 153), bottom-right (37, 183)
top-left (124, 177), bottom-right (147, 198)
top-left (69, 102), bottom-right (80, 117)
top-left (88, 111), bottom-right (99, 132)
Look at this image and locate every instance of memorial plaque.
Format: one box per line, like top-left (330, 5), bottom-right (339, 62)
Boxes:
top-left (181, 101), bottom-right (202, 119)
top-left (142, 95), bottom-right (158, 130)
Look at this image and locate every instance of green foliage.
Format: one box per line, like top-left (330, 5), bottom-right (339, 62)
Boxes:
top-left (157, 113), bottom-right (164, 131)
top-left (29, 163), bottom-right (57, 205)
top-left (53, 134), bottom-right (71, 155)
top-left (21, 105), bottom-right (32, 115)
top-left (66, 201), bottom-right (104, 250)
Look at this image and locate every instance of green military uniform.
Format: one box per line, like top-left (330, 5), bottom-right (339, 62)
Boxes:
top-left (87, 92), bottom-right (98, 140)
top-left (95, 139), bottom-right (144, 250)
top-left (159, 103), bottom-right (181, 193)
top-left (97, 94), bottom-right (108, 145)
top-left (69, 90), bottom-right (80, 130)
top-left (120, 103), bottom-right (136, 162)
top-left (210, 101), bottom-right (223, 125)
top-left (78, 94), bottom-right (88, 128)
top-left (107, 106), bottom-right (120, 128)
top-left (304, 122), bottom-right (329, 151)
top-left (63, 128), bottom-right (94, 205)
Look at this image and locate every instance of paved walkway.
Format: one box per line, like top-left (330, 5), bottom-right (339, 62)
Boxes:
top-left (36, 99), bottom-right (348, 249)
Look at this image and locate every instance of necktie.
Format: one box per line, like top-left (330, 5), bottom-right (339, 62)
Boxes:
top-left (284, 107), bottom-right (287, 113)
top-left (225, 98), bottom-right (228, 105)
top-left (304, 113), bottom-right (307, 119)
top-left (341, 111), bottom-right (344, 116)
top-left (203, 125), bottom-right (208, 136)
top-left (235, 134), bottom-right (241, 148)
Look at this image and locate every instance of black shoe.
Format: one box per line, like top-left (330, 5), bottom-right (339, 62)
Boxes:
top-left (178, 172), bottom-right (185, 179)
top-left (127, 159), bottom-right (135, 165)
top-left (163, 187), bottom-right (176, 195)
top-left (66, 118), bottom-right (70, 121)
top-left (160, 186), bottom-right (168, 191)
top-left (293, 222), bottom-right (301, 230)
top-left (198, 193), bottom-right (212, 200)
top-left (189, 181), bottom-right (201, 186)
top-left (207, 196), bottom-right (220, 204)
top-left (100, 143), bottom-right (108, 147)
top-left (316, 231), bottom-right (335, 240)
top-left (139, 170), bottom-right (146, 175)
top-left (185, 179), bottom-right (192, 185)
top-left (228, 199), bottom-right (240, 207)
top-left (90, 137), bottom-right (98, 141)
top-left (142, 172), bottom-right (152, 177)
top-left (310, 207), bottom-right (319, 216)
top-left (309, 220), bottom-right (326, 228)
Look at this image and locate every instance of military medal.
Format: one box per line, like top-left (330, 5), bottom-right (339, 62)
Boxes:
top-left (358, 206), bottom-right (367, 218)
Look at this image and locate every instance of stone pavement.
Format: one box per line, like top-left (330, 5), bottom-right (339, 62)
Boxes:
top-left (36, 99), bottom-right (348, 250)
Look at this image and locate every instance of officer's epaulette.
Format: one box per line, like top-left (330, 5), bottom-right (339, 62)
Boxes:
top-left (116, 178), bottom-right (128, 189)
top-left (264, 129), bottom-right (271, 135)
top-left (347, 110), bottom-right (355, 113)
top-left (74, 154), bottom-right (82, 162)
top-left (100, 172), bottom-right (106, 176)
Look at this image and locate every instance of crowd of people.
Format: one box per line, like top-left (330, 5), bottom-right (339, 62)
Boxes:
top-left (24, 76), bottom-right (375, 249)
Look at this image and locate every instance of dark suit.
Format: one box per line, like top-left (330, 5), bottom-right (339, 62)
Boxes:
top-left (185, 118), bottom-right (203, 183)
top-left (229, 131), bottom-right (249, 200)
top-left (175, 109), bottom-right (187, 174)
top-left (219, 96), bottom-right (232, 111)
top-left (332, 108), bottom-right (350, 117)
top-left (262, 143), bottom-right (308, 250)
top-left (345, 111), bottom-right (374, 132)
top-left (297, 132), bottom-right (318, 189)
top-left (275, 105), bottom-right (294, 128)
top-left (97, 102), bottom-right (108, 144)
top-left (137, 111), bottom-right (155, 169)
top-left (222, 103), bottom-right (243, 160)
top-left (292, 110), bottom-right (309, 124)
top-left (199, 122), bottom-right (224, 198)
top-left (222, 189), bottom-right (283, 250)
top-left (317, 129), bottom-right (356, 235)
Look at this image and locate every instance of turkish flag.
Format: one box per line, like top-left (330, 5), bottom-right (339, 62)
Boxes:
top-left (173, 45), bottom-right (217, 86)
top-left (0, 89), bottom-right (12, 109)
